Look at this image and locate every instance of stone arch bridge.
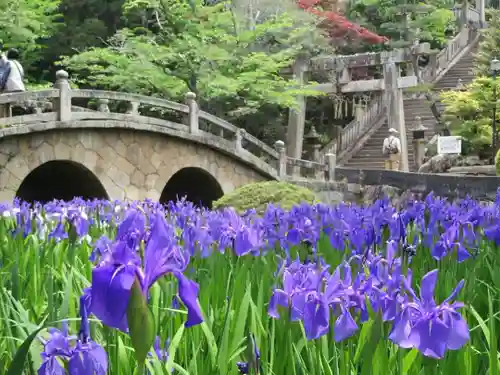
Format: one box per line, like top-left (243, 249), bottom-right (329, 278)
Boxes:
top-left (0, 71), bottom-right (336, 207)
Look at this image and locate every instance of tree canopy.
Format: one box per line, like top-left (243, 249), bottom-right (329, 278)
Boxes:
top-left (0, 0), bottom-right (459, 145)
top-left (346, 0), bottom-right (456, 50)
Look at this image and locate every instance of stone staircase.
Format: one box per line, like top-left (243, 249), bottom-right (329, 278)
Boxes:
top-left (341, 28), bottom-right (480, 170)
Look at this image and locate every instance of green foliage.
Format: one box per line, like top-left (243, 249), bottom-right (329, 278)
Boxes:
top-left (474, 9), bottom-right (500, 76)
top-left (61, 0), bottom-right (329, 121)
top-left (213, 181), bottom-right (317, 213)
top-left (440, 77), bottom-right (497, 154)
top-left (6, 323), bottom-right (46, 375)
top-left (127, 279), bottom-right (156, 367)
top-left (346, 0), bottom-right (456, 49)
top-left (0, 0), bottom-right (60, 67)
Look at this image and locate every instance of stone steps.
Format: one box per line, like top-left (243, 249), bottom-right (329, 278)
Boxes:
top-left (344, 43), bottom-right (477, 171)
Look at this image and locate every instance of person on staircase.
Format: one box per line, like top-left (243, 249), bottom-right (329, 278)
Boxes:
top-left (382, 128), bottom-right (401, 171)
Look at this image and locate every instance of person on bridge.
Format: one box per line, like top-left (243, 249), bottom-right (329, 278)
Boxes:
top-left (4, 48), bottom-right (25, 93)
top-left (0, 46), bottom-right (9, 118)
top-left (0, 48), bottom-right (25, 118)
top-left (382, 127), bottom-right (401, 171)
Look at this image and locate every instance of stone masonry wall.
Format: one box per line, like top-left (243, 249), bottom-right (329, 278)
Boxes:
top-left (0, 128), bottom-right (267, 202)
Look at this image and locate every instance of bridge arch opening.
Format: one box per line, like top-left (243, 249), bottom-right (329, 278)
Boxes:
top-left (16, 160), bottom-right (108, 203)
top-left (160, 167), bottom-right (224, 209)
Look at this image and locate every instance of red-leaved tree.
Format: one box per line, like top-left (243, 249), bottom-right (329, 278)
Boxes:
top-left (298, 0), bottom-right (388, 45)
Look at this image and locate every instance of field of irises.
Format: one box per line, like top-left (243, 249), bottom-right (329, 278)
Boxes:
top-left (1, 192), bottom-right (500, 374)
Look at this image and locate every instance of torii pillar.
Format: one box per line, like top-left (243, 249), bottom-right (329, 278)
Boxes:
top-left (383, 58), bottom-right (409, 172)
top-left (286, 56), bottom-right (308, 165)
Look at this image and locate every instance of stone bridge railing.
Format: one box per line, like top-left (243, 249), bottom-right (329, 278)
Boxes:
top-left (273, 140), bottom-right (336, 182)
top-left (419, 26), bottom-right (478, 85)
top-left (0, 70), bottom-right (337, 183)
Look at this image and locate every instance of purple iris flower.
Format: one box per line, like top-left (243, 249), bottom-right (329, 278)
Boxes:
top-left (236, 362), bottom-right (249, 374)
top-left (38, 295), bottom-right (108, 375)
top-left (89, 235), bottom-right (113, 262)
top-left (144, 336), bottom-right (172, 374)
top-left (432, 222), bottom-right (471, 262)
top-left (88, 211), bottom-right (203, 332)
top-left (268, 269), bottom-right (305, 321)
top-left (389, 269), bottom-right (469, 358)
top-left (48, 220), bottom-right (68, 243)
top-left (322, 266), bottom-right (359, 341)
top-left (152, 336), bottom-right (170, 362)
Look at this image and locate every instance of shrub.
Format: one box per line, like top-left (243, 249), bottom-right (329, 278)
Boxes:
top-left (213, 181), bottom-right (317, 213)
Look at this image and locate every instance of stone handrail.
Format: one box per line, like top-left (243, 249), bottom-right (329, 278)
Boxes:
top-left (419, 27), bottom-right (474, 83)
top-left (452, 5), bottom-right (481, 27)
top-left (0, 71), bottom-right (325, 182)
top-left (71, 89), bottom-right (189, 113)
top-left (273, 140), bottom-right (336, 182)
top-left (71, 90), bottom-right (280, 163)
top-left (198, 110), bottom-right (279, 161)
top-left (320, 95), bottom-right (384, 160)
top-left (0, 89), bottom-right (60, 104)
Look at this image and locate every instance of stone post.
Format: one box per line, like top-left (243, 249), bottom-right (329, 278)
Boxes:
top-left (126, 101), bottom-right (139, 115)
top-left (274, 140), bottom-right (287, 178)
top-left (234, 128), bottom-right (245, 154)
top-left (54, 70), bottom-right (72, 122)
top-left (185, 92), bottom-right (199, 134)
top-left (97, 98), bottom-right (110, 112)
top-left (0, 101), bottom-right (8, 118)
top-left (383, 59), bottom-right (409, 171)
top-left (286, 56), bottom-right (308, 167)
top-left (325, 150), bottom-right (336, 181)
top-left (304, 126), bottom-right (322, 179)
top-left (412, 116), bottom-right (427, 170)
top-left (354, 102), bottom-right (364, 122)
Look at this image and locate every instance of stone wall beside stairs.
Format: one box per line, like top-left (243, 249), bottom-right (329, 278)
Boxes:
top-left (291, 166), bottom-right (500, 205)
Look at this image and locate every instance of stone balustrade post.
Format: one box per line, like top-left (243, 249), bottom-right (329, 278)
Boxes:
top-left (54, 70), bottom-right (72, 122)
top-left (274, 140), bottom-right (287, 178)
top-left (427, 53), bottom-right (438, 79)
top-left (324, 149), bottom-right (336, 181)
top-left (312, 144), bottom-right (323, 180)
top-left (126, 101), bottom-right (140, 115)
top-left (354, 103), bottom-right (364, 123)
top-left (33, 101), bottom-right (43, 114)
top-left (97, 98), bottom-right (110, 112)
top-left (125, 102), bottom-right (140, 116)
top-left (234, 128), bottom-right (246, 154)
top-left (412, 116), bottom-right (427, 170)
top-left (185, 92), bottom-right (199, 134)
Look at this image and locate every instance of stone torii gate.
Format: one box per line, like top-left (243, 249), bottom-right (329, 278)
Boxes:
top-left (286, 43), bottom-right (431, 172)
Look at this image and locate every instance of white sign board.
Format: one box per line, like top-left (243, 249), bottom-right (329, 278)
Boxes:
top-left (437, 136), bottom-right (462, 155)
